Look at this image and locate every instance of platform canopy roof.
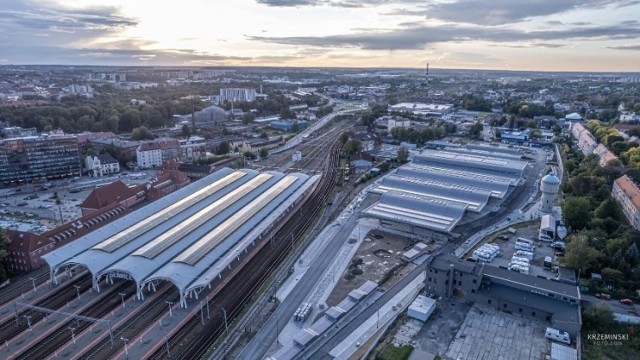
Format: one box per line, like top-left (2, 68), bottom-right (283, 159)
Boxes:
top-left (43, 168), bottom-right (318, 308)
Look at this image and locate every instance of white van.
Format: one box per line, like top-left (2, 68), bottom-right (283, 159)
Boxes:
top-left (515, 243), bottom-right (534, 252)
top-left (514, 250), bottom-right (534, 261)
top-left (539, 234), bottom-right (553, 242)
top-left (511, 256), bottom-right (530, 264)
top-left (508, 263), bottom-right (529, 274)
top-left (545, 327), bottom-right (570, 344)
top-left (516, 237), bottom-right (534, 246)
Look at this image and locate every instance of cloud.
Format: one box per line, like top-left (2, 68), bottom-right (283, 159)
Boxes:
top-left (607, 44), bottom-right (640, 50)
top-left (247, 23), bottom-right (640, 50)
top-left (256, 0), bottom-right (424, 8)
top-left (424, 0), bottom-right (639, 26)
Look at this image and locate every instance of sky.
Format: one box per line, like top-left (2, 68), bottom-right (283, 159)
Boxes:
top-left (0, 0), bottom-right (639, 71)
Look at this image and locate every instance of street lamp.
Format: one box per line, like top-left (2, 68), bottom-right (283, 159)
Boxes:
top-left (121, 337), bottom-right (129, 356)
top-left (69, 327), bottom-right (76, 344)
top-left (24, 315), bottom-right (32, 332)
top-left (29, 277), bottom-right (37, 294)
top-left (119, 293), bottom-right (126, 308)
top-left (73, 285), bottom-right (81, 301)
top-left (166, 301), bottom-right (173, 317)
top-left (221, 308), bottom-right (228, 334)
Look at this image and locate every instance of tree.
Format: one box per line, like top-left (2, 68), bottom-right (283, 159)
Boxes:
top-left (260, 131), bottom-right (268, 139)
top-left (182, 124), bottom-right (191, 137)
top-left (397, 146), bottom-right (409, 163)
top-left (242, 112), bottom-right (256, 125)
top-left (469, 121), bottom-right (483, 140)
top-left (131, 126), bottom-right (153, 140)
top-left (562, 197), bottom-right (591, 230)
top-left (339, 131), bottom-right (352, 144)
top-left (494, 128), bottom-right (502, 139)
top-left (216, 141), bottom-right (230, 155)
top-left (562, 235), bottom-right (600, 273)
top-left (582, 303), bottom-right (614, 333)
top-left (259, 148), bottom-right (269, 159)
top-left (344, 140), bottom-right (362, 157)
top-left (0, 228), bottom-right (10, 282)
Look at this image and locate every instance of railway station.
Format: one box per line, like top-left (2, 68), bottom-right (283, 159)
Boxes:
top-left (42, 168), bottom-right (319, 308)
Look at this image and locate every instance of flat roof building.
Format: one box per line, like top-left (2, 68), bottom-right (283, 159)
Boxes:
top-left (0, 135), bottom-right (81, 184)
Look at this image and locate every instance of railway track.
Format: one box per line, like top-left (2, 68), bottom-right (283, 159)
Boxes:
top-left (77, 284), bottom-right (177, 359)
top-left (0, 273), bottom-right (91, 344)
top-left (149, 137), bottom-right (343, 359)
top-left (0, 267), bottom-right (49, 307)
top-left (12, 281), bottom-right (134, 360)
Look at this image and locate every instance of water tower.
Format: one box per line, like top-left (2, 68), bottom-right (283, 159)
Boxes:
top-left (540, 173), bottom-right (560, 213)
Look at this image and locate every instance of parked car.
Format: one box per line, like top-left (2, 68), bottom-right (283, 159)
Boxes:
top-left (595, 293), bottom-right (611, 300)
top-left (620, 299), bottom-right (634, 305)
top-left (551, 242), bottom-right (566, 251)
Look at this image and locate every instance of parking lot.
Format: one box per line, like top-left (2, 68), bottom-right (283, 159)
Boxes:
top-left (0, 171), bottom-right (155, 234)
top-left (467, 222), bottom-right (562, 278)
top-left (446, 305), bottom-right (549, 360)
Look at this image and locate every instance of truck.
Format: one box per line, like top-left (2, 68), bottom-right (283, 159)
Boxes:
top-left (543, 256), bottom-right (553, 270)
top-left (516, 237), bottom-right (534, 246)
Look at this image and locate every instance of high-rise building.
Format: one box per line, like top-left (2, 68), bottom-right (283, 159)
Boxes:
top-left (0, 135), bottom-right (81, 183)
top-left (219, 88), bottom-right (256, 103)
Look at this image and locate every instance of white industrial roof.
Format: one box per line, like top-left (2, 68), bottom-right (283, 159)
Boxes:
top-left (372, 175), bottom-right (491, 212)
top-left (414, 148), bottom-right (527, 179)
top-left (397, 165), bottom-right (512, 198)
top-left (42, 168), bottom-right (318, 308)
top-left (363, 191), bottom-right (467, 233)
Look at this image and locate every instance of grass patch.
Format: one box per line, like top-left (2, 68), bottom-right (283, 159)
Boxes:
top-left (376, 344), bottom-right (414, 360)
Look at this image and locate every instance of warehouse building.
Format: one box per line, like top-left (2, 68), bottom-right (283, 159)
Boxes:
top-left (363, 147), bottom-right (528, 234)
top-left (43, 168), bottom-right (319, 308)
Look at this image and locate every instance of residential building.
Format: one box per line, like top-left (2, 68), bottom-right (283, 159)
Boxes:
top-left (85, 153), bottom-right (120, 177)
top-left (612, 175), bottom-right (640, 230)
top-left (2, 126), bottom-right (37, 138)
top-left (593, 144), bottom-right (619, 167)
top-left (425, 254), bottom-right (581, 338)
top-left (178, 136), bottom-right (207, 161)
top-left (349, 152), bottom-right (373, 169)
top-left (0, 135), bottom-right (81, 184)
top-left (212, 88), bottom-right (256, 105)
top-left (136, 139), bottom-right (180, 169)
top-left (88, 137), bottom-right (139, 159)
top-left (570, 122), bottom-right (597, 155)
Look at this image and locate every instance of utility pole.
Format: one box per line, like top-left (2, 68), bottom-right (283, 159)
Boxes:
top-left (119, 293), bottom-right (126, 308)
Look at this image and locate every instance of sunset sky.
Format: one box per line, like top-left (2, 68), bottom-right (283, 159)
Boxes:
top-left (1, 0), bottom-right (639, 71)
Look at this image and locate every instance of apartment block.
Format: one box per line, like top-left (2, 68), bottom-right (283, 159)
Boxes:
top-left (612, 175), bottom-right (640, 230)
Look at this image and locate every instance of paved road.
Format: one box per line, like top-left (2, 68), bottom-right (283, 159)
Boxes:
top-left (236, 210), bottom-right (361, 359)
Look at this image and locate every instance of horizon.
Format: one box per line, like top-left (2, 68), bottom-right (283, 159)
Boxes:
top-left (1, 1), bottom-right (639, 71)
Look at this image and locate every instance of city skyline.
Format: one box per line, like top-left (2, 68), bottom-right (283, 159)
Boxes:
top-left (0, 0), bottom-right (639, 71)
